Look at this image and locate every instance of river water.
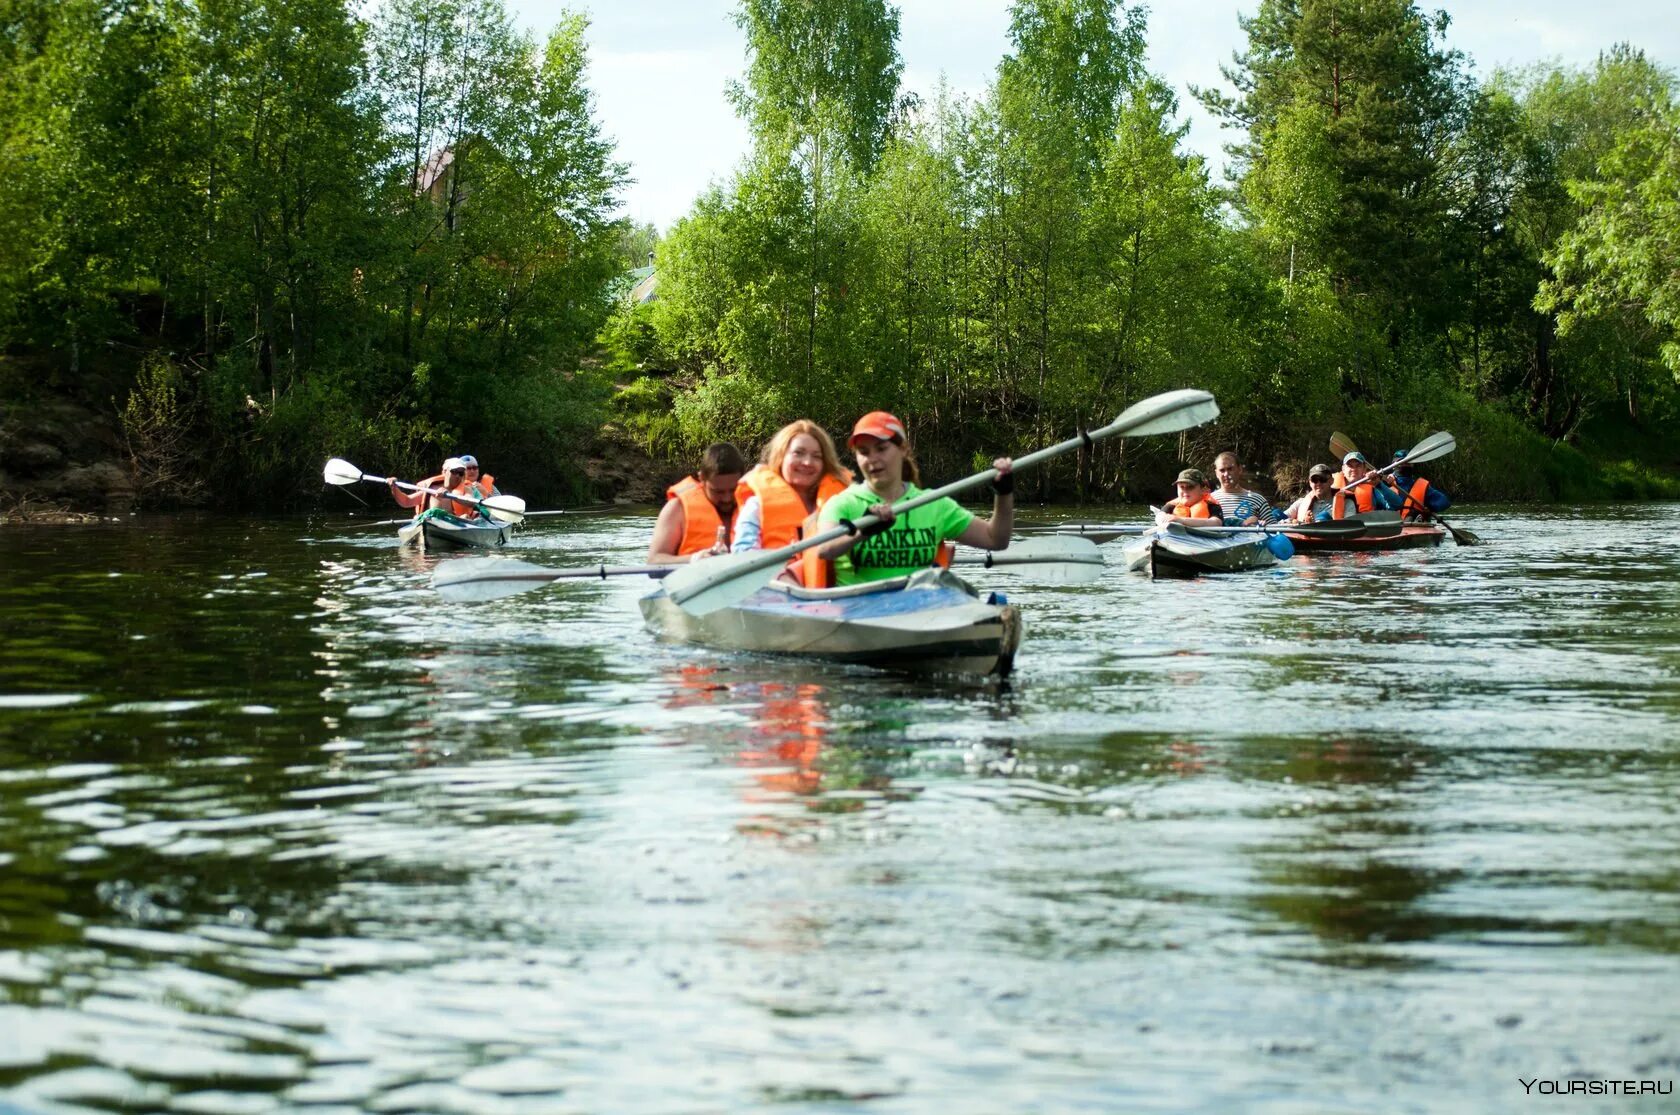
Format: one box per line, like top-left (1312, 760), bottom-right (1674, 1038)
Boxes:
top-left (1, 505), bottom-right (1677, 1113)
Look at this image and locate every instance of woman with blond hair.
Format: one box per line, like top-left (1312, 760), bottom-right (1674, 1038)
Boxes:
top-left (731, 420), bottom-right (854, 551)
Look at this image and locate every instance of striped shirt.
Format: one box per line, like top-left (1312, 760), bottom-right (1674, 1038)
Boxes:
top-left (1212, 486), bottom-right (1281, 525)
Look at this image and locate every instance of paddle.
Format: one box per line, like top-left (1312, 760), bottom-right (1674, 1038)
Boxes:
top-left (433, 535), bottom-right (1107, 604)
top-left (1327, 432), bottom-right (1481, 545)
top-left (518, 505), bottom-right (620, 519)
top-left (322, 458), bottom-right (528, 524)
top-left (434, 557), bottom-right (668, 604)
top-left (659, 388), bottom-right (1221, 616)
top-left (1043, 519), bottom-right (1367, 541)
top-left (951, 535), bottom-right (1105, 583)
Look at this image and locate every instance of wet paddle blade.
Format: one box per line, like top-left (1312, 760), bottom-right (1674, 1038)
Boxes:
top-left (662, 550), bottom-right (785, 616)
top-left (1440, 518), bottom-right (1483, 546)
top-left (1107, 389), bottom-right (1220, 436)
top-left (323, 458), bottom-right (365, 486)
top-left (433, 557), bottom-right (565, 603)
top-left (956, 535), bottom-right (1107, 583)
top-left (479, 494), bottom-right (527, 524)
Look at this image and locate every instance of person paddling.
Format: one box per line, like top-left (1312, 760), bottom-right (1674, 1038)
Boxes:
top-left (1210, 451), bottom-right (1281, 526)
top-left (648, 443), bottom-right (748, 566)
top-left (390, 457), bottom-right (465, 516)
top-left (1155, 468), bottom-right (1225, 528)
top-left (809, 411), bottom-right (1013, 587)
top-left (1330, 452), bottom-right (1402, 519)
top-left (1284, 463), bottom-right (1337, 523)
top-left (1390, 448), bottom-right (1451, 521)
top-left (732, 420), bottom-right (852, 552)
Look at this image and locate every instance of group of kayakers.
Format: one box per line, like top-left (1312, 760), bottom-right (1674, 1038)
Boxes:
top-left (1159, 449), bottom-right (1451, 528)
top-left (390, 454), bottom-right (499, 518)
top-left (648, 412), bottom-right (1014, 588)
top-left (648, 408), bottom-right (1454, 587)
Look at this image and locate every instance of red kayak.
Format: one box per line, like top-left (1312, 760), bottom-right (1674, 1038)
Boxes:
top-left (1285, 521), bottom-right (1445, 552)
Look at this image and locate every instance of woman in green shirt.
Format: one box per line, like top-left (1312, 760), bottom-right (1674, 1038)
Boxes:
top-left (813, 411), bottom-right (1014, 586)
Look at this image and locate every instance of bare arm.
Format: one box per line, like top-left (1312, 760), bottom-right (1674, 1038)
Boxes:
top-left (646, 501), bottom-right (689, 565)
top-left (955, 458), bottom-right (1014, 548)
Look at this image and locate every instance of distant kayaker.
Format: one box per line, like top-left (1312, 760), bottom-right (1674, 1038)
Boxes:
top-left (1331, 452), bottom-right (1402, 519)
top-left (1390, 448), bottom-right (1452, 521)
top-left (810, 411), bottom-right (1013, 587)
top-left (1155, 468), bottom-right (1225, 527)
top-left (648, 442), bottom-right (749, 565)
top-left (389, 457), bottom-right (464, 516)
top-left (1210, 451), bottom-right (1281, 526)
top-left (1284, 463), bottom-right (1337, 523)
top-left (731, 420), bottom-right (853, 552)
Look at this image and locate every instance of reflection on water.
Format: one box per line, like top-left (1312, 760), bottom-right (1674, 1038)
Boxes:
top-left (2, 505), bottom-right (1680, 1111)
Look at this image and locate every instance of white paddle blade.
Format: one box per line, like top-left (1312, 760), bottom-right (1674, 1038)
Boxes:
top-left (432, 557), bottom-right (563, 603)
top-left (480, 494), bottom-right (527, 524)
top-left (1405, 430), bottom-right (1457, 465)
top-left (1005, 536), bottom-right (1106, 582)
top-left (323, 458), bottom-right (365, 486)
top-left (663, 550), bottom-right (784, 616)
top-left (1109, 389), bottom-right (1219, 436)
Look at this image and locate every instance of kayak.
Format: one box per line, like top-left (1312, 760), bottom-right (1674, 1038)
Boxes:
top-left (1120, 521), bottom-right (1282, 579)
top-left (397, 510), bottom-right (513, 551)
top-left (1286, 521), bottom-right (1445, 552)
top-left (639, 568), bottom-right (1023, 677)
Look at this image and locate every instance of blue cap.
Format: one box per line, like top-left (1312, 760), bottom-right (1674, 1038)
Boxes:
top-left (1342, 451), bottom-right (1368, 467)
top-left (1392, 448), bottom-right (1408, 461)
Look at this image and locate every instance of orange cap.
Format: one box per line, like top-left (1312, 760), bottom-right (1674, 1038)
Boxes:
top-left (848, 411), bottom-right (906, 446)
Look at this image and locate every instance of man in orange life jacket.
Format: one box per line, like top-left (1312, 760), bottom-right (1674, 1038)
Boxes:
top-left (1390, 448), bottom-right (1452, 521)
top-left (1330, 452), bottom-right (1403, 520)
top-left (647, 442), bottom-right (749, 565)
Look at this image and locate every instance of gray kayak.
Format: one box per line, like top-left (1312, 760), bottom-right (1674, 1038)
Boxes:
top-left (639, 568), bottom-right (1023, 677)
top-left (1120, 521), bottom-right (1281, 579)
top-left (397, 513), bottom-right (513, 551)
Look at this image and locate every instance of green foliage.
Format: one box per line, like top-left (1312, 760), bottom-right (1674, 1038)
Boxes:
top-left (119, 352), bottom-right (207, 506)
top-left (610, 375), bottom-right (684, 458)
top-left (0, 0), bottom-right (629, 506)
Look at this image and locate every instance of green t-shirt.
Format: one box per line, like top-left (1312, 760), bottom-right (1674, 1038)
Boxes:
top-left (818, 483), bottom-right (975, 584)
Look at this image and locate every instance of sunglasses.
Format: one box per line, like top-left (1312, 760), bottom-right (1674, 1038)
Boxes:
top-left (1310, 476), bottom-right (1330, 484)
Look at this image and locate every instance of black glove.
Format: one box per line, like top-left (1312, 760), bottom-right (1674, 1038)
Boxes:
top-left (841, 517), bottom-right (893, 540)
top-left (991, 470), bottom-right (1014, 496)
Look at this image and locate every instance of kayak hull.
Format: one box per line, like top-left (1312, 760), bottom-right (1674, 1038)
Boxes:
top-left (1286, 523), bottom-right (1445, 552)
top-left (397, 514), bottom-right (513, 551)
top-left (1121, 526), bottom-right (1280, 579)
top-left (639, 569), bottom-right (1022, 677)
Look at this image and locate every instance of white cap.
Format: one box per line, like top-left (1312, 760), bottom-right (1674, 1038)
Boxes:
top-left (442, 457), bottom-right (467, 472)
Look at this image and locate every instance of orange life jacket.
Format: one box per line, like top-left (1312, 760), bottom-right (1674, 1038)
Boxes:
top-left (666, 475), bottom-right (736, 556)
top-left (441, 479), bottom-right (482, 519)
top-left (1331, 471), bottom-right (1376, 519)
top-left (1398, 476), bottom-right (1430, 520)
top-left (1173, 496), bottom-right (1215, 520)
top-left (736, 465), bottom-right (849, 550)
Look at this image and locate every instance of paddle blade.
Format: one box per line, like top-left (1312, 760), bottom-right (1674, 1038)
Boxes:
top-left (480, 494), bottom-right (527, 524)
top-left (1328, 431), bottom-right (1359, 461)
top-left (433, 557), bottom-right (564, 603)
top-left (662, 550), bottom-right (784, 616)
top-left (1403, 430), bottom-right (1457, 466)
top-left (1108, 389), bottom-right (1219, 436)
top-left (323, 457), bottom-right (365, 486)
top-left (962, 535), bottom-right (1107, 583)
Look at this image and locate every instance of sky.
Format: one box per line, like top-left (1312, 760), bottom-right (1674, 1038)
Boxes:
top-left (503, 0), bottom-right (1680, 231)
